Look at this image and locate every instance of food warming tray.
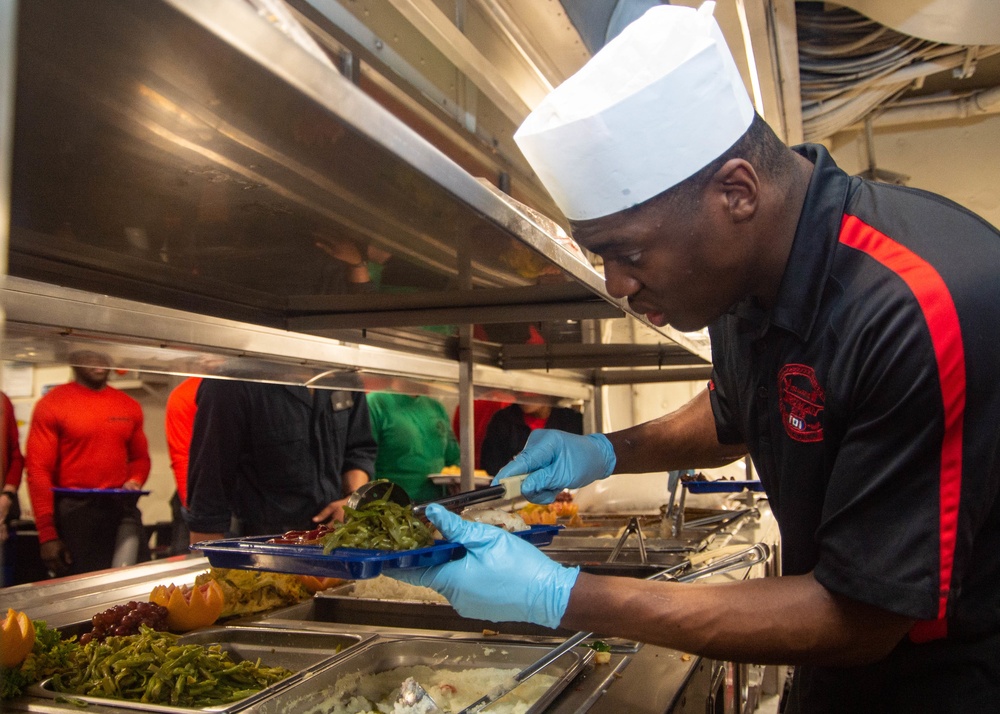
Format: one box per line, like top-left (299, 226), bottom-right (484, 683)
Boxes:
top-left (193, 525), bottom-right (561, 579)
top-left (250, 636), bottom-right (593, 714)
top-left (309, 582), bottom-right (574, 638)
top-left (29, 626), bottom-right (371, 713)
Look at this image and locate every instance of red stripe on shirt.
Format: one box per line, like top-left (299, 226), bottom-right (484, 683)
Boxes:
top-left (839, 214), bottom-right (965, 629)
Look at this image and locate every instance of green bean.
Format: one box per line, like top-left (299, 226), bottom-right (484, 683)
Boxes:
top-left (50, 626), bottom-right (293, 708)
top-left (321, 493), bottom-right (435, 552)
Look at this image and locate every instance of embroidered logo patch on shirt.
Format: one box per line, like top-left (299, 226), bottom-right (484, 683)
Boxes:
top-left (777, 364), bottom-right (825, 442)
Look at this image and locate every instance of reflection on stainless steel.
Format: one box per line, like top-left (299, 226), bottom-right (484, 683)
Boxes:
top-left (6, 0), bottom-right (709, 361)
top-left (7, 0), bottom-right (618, 328)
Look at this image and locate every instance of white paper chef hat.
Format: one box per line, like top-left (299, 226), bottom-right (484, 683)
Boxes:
top-left (514, 2), bottom-right (754, 221)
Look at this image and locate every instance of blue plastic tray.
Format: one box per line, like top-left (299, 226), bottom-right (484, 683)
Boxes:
top-left (684, 480), bottom-right (763, 494)
top-left (52, 487), bottom-right (151, 495)
top-left (192, 525), bottom-right (562, 580)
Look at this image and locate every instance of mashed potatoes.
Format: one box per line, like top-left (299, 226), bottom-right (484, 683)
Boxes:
top-left (345, 576), bottom-right (448, 604)
top-left (304, 665), bottom-right (555, 714)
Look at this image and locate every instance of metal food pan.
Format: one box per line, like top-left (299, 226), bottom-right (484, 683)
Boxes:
top-left (555, 509), bottom-right (730, 537)
top-left (30, 626), bottom-right (370, 713)
top-left (310, 583), bottom-right (575, 638)
top-left (176, 626), bottom-right (366, 672)
top-left (546, 550), bottom-right (690, 570)
top-left (252, 636), bottom-right (593, 714)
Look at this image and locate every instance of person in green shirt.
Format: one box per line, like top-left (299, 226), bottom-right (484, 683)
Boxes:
top-left (366, 392), bottom-right (460, 503)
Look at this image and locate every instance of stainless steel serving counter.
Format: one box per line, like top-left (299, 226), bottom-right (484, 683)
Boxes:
top-left (0, 498), bottom-right (778, 713)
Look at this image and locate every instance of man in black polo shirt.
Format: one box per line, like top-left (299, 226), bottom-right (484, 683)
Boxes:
top-left (386, 4), bottom-right (1000, 711)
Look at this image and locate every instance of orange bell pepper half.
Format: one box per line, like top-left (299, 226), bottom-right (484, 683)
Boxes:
top-left (149, 581), bottom-right (225, 632)
top-left (1, 608), bottom-right (36, 668)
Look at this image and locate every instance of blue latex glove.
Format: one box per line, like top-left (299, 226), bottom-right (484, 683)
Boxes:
top-left (494, 430), bottom-right (616, 504)
top-left (385, 503), bottom-right (579, 629)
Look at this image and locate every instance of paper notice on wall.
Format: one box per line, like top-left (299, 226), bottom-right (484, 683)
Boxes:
top-left (2, 362), bottom-right (34, 398)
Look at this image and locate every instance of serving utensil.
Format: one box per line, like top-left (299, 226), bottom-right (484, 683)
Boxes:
top-left (347, 475), bottom-right (527, 518)
top-left (394, 543), bottom-right (771, 713)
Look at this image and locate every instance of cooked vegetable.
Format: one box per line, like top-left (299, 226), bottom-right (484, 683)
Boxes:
top-left (194, 568), bottom-right (312, 618)
top-left (0, 609), bottom-right (35, 668)
top-left (517, 501), bottom-right (581, 525)
top-left (149, 581), bottom-right (225, 632)
top-left (320, 495), bottom-right (435, 553)
top-left (1, 621), bottom-right (81, 700)
top-left (587, 640), bottom-right (612, 665)
top-left (49, 625), bottom-right (292, 707)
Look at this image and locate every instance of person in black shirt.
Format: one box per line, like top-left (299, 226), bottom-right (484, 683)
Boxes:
top-left (386, 5), bottom-right (1000, 712)
top-left (185, 381), bottom-right (376, 541)
top-left (480, 402), bottom-right (583, 477)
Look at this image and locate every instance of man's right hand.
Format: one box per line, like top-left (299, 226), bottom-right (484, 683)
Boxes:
top-left (40, 539), bottom-right (72, 576)
top-left (494, 430), bottom-right (616, 504)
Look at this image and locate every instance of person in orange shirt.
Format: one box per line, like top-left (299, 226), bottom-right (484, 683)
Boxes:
top-left (165, 377), bottom-right (201, 505)
top-left (164, 377), bottom-right (201, 554)
top-left (1, 391), bottom-right (25, 543)
top-left (25, 351), bottom-right (151, 576)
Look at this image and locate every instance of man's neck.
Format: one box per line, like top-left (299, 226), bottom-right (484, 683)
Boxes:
top-left (75, 379), bottom-right (107, 391)
top-left (754, 152), bottom-right (816, 308)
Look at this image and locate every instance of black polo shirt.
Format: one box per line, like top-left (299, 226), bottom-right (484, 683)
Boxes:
top-left (708, 145), bottom-right (1000, 711)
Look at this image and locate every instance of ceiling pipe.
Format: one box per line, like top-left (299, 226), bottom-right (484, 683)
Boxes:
top-left (854, 85), bottom-right (1000, 129)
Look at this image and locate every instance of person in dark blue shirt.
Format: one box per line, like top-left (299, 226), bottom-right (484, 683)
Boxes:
top-left (185, 381), bottom-right (376, 541)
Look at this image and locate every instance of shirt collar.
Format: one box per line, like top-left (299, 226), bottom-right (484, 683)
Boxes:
top-left (764, 143), bottom-right (852, 341)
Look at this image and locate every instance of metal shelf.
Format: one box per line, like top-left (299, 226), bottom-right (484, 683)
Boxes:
top-left (1, 276), bottom-right (592, 402)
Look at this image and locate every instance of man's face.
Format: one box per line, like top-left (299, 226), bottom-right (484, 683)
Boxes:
top-left (571, 190), bottom-right (753, 332)
top-left (71, 354), bottom-right (112, 390)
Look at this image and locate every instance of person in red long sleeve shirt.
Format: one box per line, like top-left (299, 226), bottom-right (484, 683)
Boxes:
top-left (1, 391), bottom-right (25, 543)
top-left (165, 377), bottom-right (200, 507)
top-left (25, 351), bottom-right (151, 576)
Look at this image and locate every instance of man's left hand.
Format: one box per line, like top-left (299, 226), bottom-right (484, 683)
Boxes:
top-left (121, 480), bottom-right (143, 491)
top-left (384, 503), bottom-right (579, 629)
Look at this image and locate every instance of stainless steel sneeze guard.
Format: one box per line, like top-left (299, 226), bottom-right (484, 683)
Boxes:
top-left (5, 0), bottom-right (710, 362)
top-left (7, 1), bottom-right (600, 322)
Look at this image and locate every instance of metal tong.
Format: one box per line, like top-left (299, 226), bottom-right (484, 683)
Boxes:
top-left (607, 516), bottom-right (648, 564)
top-left (347, 475), bottom-right (526, 518)
top-left (398, 542), bottom-right (771, 714)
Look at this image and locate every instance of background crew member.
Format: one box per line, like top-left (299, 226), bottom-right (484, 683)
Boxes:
top-left (389, 4), bottom-right (1000, 712)
top-left (1, 391), bottom-right (25, 543)
top-left (367, 390), bottom-right (459, 503)
top-left (185, 380), bottom-right (376, 542)
top-left (164, 376), bottom-right (201, 554)
top-left (480, 400), bottom-right (583, 476)
top-left (25, 351), bottom-right (151, 576)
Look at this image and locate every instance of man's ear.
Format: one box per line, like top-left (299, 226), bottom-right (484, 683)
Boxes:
top-left (713, 158), bottom-right (759, 223)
